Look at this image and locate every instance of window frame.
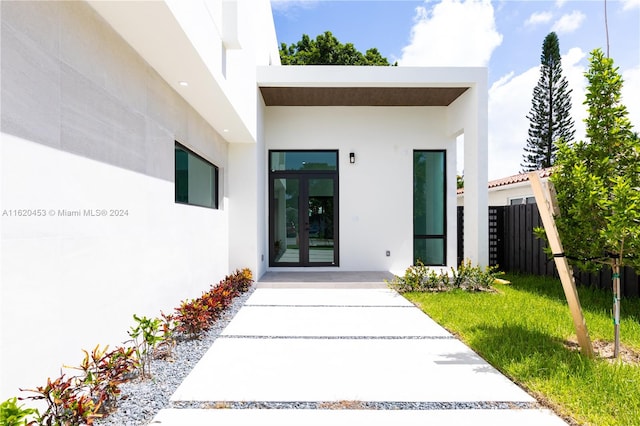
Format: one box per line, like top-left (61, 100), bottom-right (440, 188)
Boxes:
top-left (413, 149), bottom-right (447, 266)
top-left (268, 150), bottom-right (340, 267)
top-left (269, 149), bottom-right (338, 172)
top-left (174, 141), bottom-right (219, 209)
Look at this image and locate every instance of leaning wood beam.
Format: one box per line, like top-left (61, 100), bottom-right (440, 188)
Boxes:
top-left (529, 172), bottom-right (595, 358)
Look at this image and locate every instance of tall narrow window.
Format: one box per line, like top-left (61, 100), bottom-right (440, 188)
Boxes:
top-left (175, 142), bottom-right (219, 209)
top-left (414, 150), bottom-right (446, 265)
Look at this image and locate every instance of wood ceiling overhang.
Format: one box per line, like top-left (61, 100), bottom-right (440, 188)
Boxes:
top-left (260, 86), bottom-right (469, 107)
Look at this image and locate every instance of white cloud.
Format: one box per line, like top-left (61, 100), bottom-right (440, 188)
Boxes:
top-left (562, 47), bottom-right (588, 141)
top-left (555, 0), bottom-right (567, 8)
top-left (622, 65), bottom-right (640, 130)
top-left (270, 0), bottom-right (318, 13)
top-left (551, 10), bottom-right (586, 34)
top-left (487, 47), bottom-right (587, 180)
top-left (525, 11), bottom-right (553, 27)
top-left (487, 67), bottom-right (539, 179)
top-left (398, 0), bottom-right (502, 66)
top-left (622, 0), bottom-right (640, 10)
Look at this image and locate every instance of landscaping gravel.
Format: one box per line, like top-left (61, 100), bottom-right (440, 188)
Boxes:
top-left (94, 287), bottom-right (255, 426)
top-left (171, 400), bottom-right (541, 411)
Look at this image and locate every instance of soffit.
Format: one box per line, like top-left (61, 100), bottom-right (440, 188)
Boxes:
top-left (260, 86), bottom-right (468, 107)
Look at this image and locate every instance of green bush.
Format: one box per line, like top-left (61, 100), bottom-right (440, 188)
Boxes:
top-left (387, 259), bottom-right (501, 293)
top-left (0, 397), bottom-right (38, 426)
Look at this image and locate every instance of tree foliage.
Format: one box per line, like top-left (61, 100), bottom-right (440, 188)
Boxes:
top-left (522, 32), bottom-right (575, 171)
top-left (279, 31), bottom-right (393, 66)
top-left (552, 48), bottom-right (640, 272)
top-left (552, 48), bottom-right (639, 357)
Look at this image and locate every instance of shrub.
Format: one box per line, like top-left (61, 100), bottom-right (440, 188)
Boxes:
top-left (387, 260), bottom-right (501, 293)
top-left (233, 268), bottom-right (253, 293)
top-left (156, 311), bottom-right (178, 360)
top-left (453, 259), bottom-right (501, 291)
top-left (127, 315), bottom-right (163, 378)
top-left (22, 375), bottom-right (99, 425)
top-left (171, 268), bottom-right (253, 340)
top-left (73, 345), bottom-right (137, 414)
top-left (173, 299), bottom-right (211, 339)
top-left (14, 267), bottom-right (255, 424)
top-left (0, 397), bottom-right (38, 426)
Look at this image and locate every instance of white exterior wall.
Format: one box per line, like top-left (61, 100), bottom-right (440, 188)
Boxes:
top-left (488, 183), bottom-right (535, 206)
top-left (0, 0), bottom-right (276, 400)
top-left (264, 107), bottom-right (457, 273)
top-left (447, 79), bottom-right (489, 266)
top-left (457, 181), bottom-right (541, 206)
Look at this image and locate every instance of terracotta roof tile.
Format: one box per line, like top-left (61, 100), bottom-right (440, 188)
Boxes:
top-left (457, 167), bottom-right (554, 194)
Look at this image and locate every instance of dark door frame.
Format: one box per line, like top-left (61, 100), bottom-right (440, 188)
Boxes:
top-left (268, 151), bottom-right (339, 267)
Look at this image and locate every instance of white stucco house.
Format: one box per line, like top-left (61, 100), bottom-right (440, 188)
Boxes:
top-left (457, 168), bottom-right (552, 206)
top-left (0, 0), bottom-right (488, 399)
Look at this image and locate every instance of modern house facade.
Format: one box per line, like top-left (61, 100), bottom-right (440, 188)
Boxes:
top-left (0, 0), bottom-right (487, 399)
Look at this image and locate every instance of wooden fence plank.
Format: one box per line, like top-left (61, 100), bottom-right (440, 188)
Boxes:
top-left (456, 205), bottom-right (639, 296)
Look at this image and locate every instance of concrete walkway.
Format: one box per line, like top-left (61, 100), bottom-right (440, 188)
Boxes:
top-left (151, 273), bottom-right (567, 425)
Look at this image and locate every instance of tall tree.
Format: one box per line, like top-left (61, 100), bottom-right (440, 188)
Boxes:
top-left (279, 31), bottom-right (392, 66)
top-left (552, 49), bottom-right (640, 358)
top-left (521, 32), bottom-right (575, 171)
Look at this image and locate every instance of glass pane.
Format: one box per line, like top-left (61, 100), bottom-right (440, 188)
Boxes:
top-left (308, 178), bottom-right (334, 264)
top-left (414, 238), bottom-right (445, 266)
top-left (273, 178), bottom-right (300, 264)
top-left (271, 151), bottom-right (337, 171)
top-left (188, 154), bottom-right (215, 208)
top-left (175, 148), bottom-right (189, 203)
top-left (175, 145), bottom-right (217, 208)
top-left (414, 151), bottom-right (444, 235)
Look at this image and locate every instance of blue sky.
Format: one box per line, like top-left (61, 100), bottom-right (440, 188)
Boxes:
top-left (270, 0), bottom-right (640, 180)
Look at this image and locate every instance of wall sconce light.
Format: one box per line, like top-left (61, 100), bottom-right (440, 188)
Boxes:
top-left (349, 152), bottom-right (356, 164)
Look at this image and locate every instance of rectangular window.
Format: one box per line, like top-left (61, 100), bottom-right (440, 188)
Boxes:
top-left (175, 142), bottom-right (219, 209)
top-left (270, 151), bottom-right (338, 171)
top-left (509, 196), bottom-right (536, 206)
top-left (413, 150), bottom-right (446, 265)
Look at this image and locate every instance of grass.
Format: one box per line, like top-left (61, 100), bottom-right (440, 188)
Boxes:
top-left (404, 273), bottom-right (640, 426)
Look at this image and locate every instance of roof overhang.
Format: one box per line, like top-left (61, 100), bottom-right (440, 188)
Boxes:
top-left (260, 87), bottom-right (468, 106)
top-left (87, 1), bottom-right (255, 143)
top-left (257, 66), bottom-right (484, 107)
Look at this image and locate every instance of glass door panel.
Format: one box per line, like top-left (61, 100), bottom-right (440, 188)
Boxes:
top-left (307, 178), bottom-right (335, 264)
top-left (269, 150), bottom-right (338, 267)
top-left (272, 178), bottom-right (300, 265)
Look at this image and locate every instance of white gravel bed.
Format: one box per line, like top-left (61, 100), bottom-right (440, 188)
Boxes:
top-left (94, 287), bottom-right (255, 426)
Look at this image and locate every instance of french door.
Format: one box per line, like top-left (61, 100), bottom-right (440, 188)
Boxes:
top-left (269, 151), bottom-right (339, 267)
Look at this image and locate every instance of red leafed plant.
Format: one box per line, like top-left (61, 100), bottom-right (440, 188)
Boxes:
top-left (233, 268), bottom-right (253, 293)
top-left (173, 299), bottom-right (211, 338)
top-left (199, 291), bottom-right (224, 322)
top-left (10, 267), bottom-right (255, 425)
top-left (21, 374), bottom-right (100, 425)
top-left (73, 345), bottom-right (137, 414)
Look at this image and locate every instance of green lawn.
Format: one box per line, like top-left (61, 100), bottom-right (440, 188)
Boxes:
top-left (404, 274), bottom-right (640, 426)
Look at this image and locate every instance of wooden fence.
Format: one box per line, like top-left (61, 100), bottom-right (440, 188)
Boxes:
top-left (457, 205), bottom-right (640, 298)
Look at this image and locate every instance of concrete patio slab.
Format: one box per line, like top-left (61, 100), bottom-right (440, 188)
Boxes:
top-left (170, 338), bottom-right (534, 402)
top-left (258, 271), bottom-right (395, 283)
top-left (245, 288), bottom-right (414, 306)
top-left (221, 306), bottom-right (451, 337)
top-left (151, 408), bottom-right (568, 426)
top-left (162, 286), bottom-right (567, 425)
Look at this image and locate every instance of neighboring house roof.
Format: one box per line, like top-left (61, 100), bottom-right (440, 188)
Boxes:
top-left (457, 167), bottom-right (554, 194)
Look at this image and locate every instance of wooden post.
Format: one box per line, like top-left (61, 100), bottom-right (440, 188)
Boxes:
top-left (529, 172), bottom-right (595, 358)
